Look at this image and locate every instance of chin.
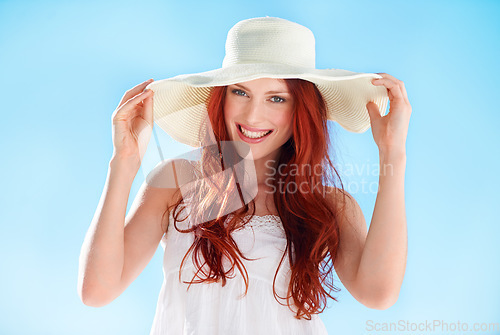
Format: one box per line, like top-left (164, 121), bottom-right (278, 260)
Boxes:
top-left (229, 142), bottom-right (273, 161)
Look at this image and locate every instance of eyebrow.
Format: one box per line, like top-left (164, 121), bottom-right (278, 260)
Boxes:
top-left (232, 83), bottom-right (290, 95)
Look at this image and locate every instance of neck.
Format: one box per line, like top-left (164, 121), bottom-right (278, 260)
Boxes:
top-left (252, 148), bottom-right (281, 188)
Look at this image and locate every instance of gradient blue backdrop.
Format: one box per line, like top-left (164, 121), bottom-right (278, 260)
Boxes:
top-left (1, 0), bottom-right (499, 334)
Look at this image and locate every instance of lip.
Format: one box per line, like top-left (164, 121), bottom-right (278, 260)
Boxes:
top-left (236, 123), bottom-right (273, 143)
top-left (237, 123), bottom-right (273, 132)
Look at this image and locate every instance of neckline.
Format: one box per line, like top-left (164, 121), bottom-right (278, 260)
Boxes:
top-left (243, 214), bottom-right (280, 218)
top-left (239, 214), bottom-right (282, 222)
top-left (168, 212), bottom-right (280, 220)
top-left (228, 213), bottom-right (280, 218)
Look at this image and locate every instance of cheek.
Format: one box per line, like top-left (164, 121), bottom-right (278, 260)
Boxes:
top-left (274, 111), bottom-right (293, 130)
top-left (223, 101), bottom-right (232, 126)
top-left (223, 98), bottom-right (238, 121)
top-left (275, 109), bottom-right (294, 139)
top-left (275, 114), bottom-right (291, 127)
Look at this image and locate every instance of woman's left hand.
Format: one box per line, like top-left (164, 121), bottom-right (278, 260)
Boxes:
top-left (366, 73), bottom-right (412, 155)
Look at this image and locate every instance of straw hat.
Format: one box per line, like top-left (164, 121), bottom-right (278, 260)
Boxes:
top-left (146, 16), bottom-right (388, 147)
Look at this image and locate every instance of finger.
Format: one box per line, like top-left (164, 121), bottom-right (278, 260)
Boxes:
top-left (142, 91), bottom-right (154, 128)
top-left (121, 79), bottom-right (153, 102)
top-left (372, 78), bottom-right (404, 102)
top-left (375, 72), bottom-right (400, 83)
top-left (119, 79), bottom-right (154, 107)
top-left (375, 73), bottom-right (409, 103)
top-left (399, 81), bottom-right (410, 105)
top-left (118, 90), bottom-right (153, 115)
top-left (136, 85), bottom-right (153, 108)
top-left (366, 101), bottom-right (382, 119)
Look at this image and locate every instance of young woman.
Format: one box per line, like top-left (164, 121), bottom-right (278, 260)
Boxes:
top-left (78, 17), bottom-right (411, 334)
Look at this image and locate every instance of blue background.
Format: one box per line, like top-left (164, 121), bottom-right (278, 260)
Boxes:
top-left (1, 0), bottom-right (499, 334)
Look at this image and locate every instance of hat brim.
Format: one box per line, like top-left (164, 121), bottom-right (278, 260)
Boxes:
top-left (146, 63), bottom-right (388, 147)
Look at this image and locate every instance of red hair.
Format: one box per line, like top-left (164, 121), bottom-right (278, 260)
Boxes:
top-left (164, 78), bottom-right (348, 320)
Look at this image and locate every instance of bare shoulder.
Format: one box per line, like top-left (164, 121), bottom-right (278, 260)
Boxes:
top-left (146, 158), bottom-right (197, 191)
top-left (324, 185), bottom-right (365, 228)
top-left (143, 157), bottom-right (197, 232)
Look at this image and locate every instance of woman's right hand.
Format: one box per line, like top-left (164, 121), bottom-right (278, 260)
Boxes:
top-left (111, 79), bottom-right (155, 168)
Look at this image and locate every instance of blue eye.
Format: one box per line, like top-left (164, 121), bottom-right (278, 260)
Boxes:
top-left (232, 89), bottom-right (247, 97)
top-left (270, 96), bottom-right (286, 103)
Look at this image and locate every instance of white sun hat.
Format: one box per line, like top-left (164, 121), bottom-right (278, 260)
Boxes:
top-left (145, 16), bottom-right (389, 148)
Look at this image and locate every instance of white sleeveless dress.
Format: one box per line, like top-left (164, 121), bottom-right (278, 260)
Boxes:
top-left (149, 208), bottom-right (329, 335)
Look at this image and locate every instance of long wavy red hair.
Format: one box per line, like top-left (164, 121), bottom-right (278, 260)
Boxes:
top-left (163, 78), bottom-right (348, 320)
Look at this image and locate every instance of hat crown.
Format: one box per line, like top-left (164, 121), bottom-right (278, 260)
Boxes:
top-left (222, 17), bottom-right (316, 68)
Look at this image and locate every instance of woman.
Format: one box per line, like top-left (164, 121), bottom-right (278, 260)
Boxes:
top-left (78, 17), bottom-right (411, 334)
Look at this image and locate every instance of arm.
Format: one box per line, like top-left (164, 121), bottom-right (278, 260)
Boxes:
top-left (78, 151), bottom-right (195, 307)
top-left (331, 151), bottom-right (407, 310)
top-left (78, 79), bottom-right (168, 307)
top-left (77, 156), bottom-right (139, 307)
top-left (334, 73), bottom-right (411, 309)
top-left (359, 150), bottom-right (407, 309)
top-left (78, 157), bottom-right (182, 307)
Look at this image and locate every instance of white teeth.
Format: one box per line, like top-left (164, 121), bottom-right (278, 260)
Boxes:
top-left (240, 126), bottom-right (271, 139)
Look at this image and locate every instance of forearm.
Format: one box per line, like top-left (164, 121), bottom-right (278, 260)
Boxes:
top-left (356, 150), bottom-right (408, 306)
top-left (78, 156), bottom-right (138, 305)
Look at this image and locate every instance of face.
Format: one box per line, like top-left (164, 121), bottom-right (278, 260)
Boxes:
top-left (223, 78), bottom-right (294, 161)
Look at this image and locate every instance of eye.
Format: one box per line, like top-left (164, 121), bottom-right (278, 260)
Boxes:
top-left (232, 89), bottom-right (247, 97)
top-left (270, 96), bottom-right (286, 103)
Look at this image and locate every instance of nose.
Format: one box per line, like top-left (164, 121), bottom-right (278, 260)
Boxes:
top-left (243, 98), bottom-right (266, 125)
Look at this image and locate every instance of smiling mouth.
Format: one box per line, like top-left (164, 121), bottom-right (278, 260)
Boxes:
top-left (237, 124), bottom-right (273, 139)
top-left (237, 123), bottom-right (273, 132)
